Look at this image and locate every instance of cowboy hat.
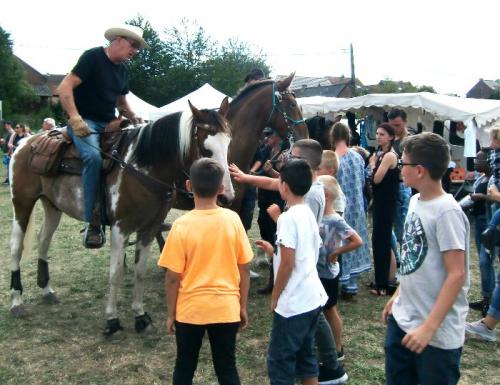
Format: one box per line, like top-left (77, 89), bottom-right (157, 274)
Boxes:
top-left (104, 25), bottom-right (149, 49)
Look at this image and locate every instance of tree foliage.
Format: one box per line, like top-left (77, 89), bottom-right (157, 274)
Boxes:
top-left (0, 26), bottom-right (36, 117)
top-left (126, 17), bottom-right (270, 106)
top-left (361, 78), bottom-right (435, 95)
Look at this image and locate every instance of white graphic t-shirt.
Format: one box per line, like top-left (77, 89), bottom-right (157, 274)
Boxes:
top-left (392, 193), bottom-right (470, 350)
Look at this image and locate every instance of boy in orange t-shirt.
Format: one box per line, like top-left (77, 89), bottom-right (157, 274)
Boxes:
top-left (158, 158), bottom-right (253, 385)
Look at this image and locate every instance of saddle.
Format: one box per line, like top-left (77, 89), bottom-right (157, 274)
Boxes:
top-left (29, 118), bottom-right (134, 177)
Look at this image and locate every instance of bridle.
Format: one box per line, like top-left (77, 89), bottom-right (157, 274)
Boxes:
top-left (266, 82), bottom-right (306, 148)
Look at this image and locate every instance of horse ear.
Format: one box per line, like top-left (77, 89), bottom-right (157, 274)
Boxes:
top-left (188, 100), bottom-right (203, 121)
top-left (277, 72), bottom-right (295, 91)
top-left (219, 96), bottom-right (230, 117)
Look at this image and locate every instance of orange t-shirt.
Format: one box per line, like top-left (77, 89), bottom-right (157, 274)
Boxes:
top-left (158, 207), bottom-right (253, 325)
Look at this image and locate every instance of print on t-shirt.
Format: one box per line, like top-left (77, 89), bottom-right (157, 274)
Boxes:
top-left (399, 212), bottom-right (428, 275)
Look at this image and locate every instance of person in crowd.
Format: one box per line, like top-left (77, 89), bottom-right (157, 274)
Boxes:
top-left (42, 117), bottom-right (56, 131)
top-left (57, 25), bottom-right (147, 248)
top-left (253, 128), bottom-right (285, 294)
top-left (331, 122), bottom-right (371, 299)
top-left (382, 133), bottom-right (469, 385)
top-left (255, 159), bottom-right (328, 385)
top-left (461, 151), bottom-right (495, 317)
top-left (368, 123), bottom-right (399, 296)
top-left (158, 158), bottom-right (253, 385)
top-left (351, 145), bottom-right (373, 213)
top-left (466, 271), bottom-right (500, 342)
top-left (318, 174), bottom-right (362, 363)
top-left (388, 108), bottom-right (413, 252)
top-left (230, 139), bottom-right (348, 384)
top-left (8, 123), bottom-right (31, 155)
top-left (318, 150), bottom-right (346, 215)
top-left (1, 121), bottom-right (14, 185)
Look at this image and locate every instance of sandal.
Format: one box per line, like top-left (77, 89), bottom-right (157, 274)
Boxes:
top-left (370, 288), bottom-right (387, 296)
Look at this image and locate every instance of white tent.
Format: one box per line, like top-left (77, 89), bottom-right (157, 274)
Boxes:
top-left (151, 83), bottom-right (230, 121)
top-left (126, 92), bottom-right (160, 121)
top-left (298, 92), bottom-right (500, 147)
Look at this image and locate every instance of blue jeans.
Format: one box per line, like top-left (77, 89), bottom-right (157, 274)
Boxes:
top-left (268, 307), bottom-right (321, 385)
top-left (393, 183), bottom-right (411, 244)
top-left (487, 208), bottom-right (500, 230)
top-left (67, 119), bottom-right (106, 222)
top-left (385, 316), bottom-right (462, 385)
top-left (487, 270), bottom-right (500, 320)
top-left (474, 214), bottom-right (496, 297)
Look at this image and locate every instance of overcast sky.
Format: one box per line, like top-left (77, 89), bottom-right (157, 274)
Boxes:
top-left (1, 0), bottom-right (498, 96)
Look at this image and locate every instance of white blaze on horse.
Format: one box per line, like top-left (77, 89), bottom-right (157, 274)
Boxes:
top-left (8, 98), bottom-right (233, 336)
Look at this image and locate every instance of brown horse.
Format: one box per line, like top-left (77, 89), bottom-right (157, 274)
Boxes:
top-left (226, 73), bottom-right (309, 211)
top-left (8, 99), bottom-right (233, 336)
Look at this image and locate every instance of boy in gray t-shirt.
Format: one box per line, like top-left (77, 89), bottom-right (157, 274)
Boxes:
top-left (382, 133), bottom-right (469, 385)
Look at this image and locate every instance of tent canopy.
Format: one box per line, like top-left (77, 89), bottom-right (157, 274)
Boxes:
top-left (126, 92), bottom-right (160, 121)
top-left (298, 92), bottom-right (500, 147)
top-left (298, 92), bottom-right (500, 128)
top-left (151, 83), bottom-right (230, 121)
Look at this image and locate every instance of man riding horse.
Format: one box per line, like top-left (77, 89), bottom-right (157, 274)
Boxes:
top-left (57, 25), bottom-right (148, 248)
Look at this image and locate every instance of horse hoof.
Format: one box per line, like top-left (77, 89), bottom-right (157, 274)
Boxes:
top-left (42, 292), bottom-right (60, 305)
top-left (135, 312), bottom-right (153, 333)
top-left (103, 318), bottom-right (124, 339)
top-left (10, 304), bottom-right (28, 318)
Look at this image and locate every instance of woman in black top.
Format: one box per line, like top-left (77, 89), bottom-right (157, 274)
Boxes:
top-left (369, 123), bottom-right (399, 295)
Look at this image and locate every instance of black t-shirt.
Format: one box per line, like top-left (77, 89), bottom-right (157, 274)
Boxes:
top-left (72, 47), bottom-right (129, 123)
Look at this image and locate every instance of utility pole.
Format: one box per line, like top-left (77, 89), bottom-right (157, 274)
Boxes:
top-left (350, 43), bottom-right (356, 97)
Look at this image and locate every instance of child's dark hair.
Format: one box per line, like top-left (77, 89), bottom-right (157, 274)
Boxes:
top-left (280, 159), bottom-right (312, 196)
top-left (293, 139), bottom-right (323, 170)
top-left (189, 158), bottom-right (224, 197)
top-left (400, 133), bottom-right (449, 180)
top-left (331, 122), bottom-right (350, 145)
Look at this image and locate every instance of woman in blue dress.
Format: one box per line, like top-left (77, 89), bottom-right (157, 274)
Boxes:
top-left (332, 122), bottom-right (372, 298)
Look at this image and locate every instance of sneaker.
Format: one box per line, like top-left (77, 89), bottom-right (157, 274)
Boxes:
top-left (249, 270), bottom-right (260, 279)
top-left (318, 365), bottom-right (348, 384)
top-left (336, 348), bottom-right (345, 361)
top-left (465, 320), bottom-right (496, 342)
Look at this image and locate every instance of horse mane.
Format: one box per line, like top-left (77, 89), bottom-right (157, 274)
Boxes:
top-left (230, 80), bottom-right (274, 108)
top-left (134, 111), bottom-right (192, 167)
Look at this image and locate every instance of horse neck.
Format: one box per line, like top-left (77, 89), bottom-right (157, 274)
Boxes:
top-left (228, 89), bottom-right (271, 171)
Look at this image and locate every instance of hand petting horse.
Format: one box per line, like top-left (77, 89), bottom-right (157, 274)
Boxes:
top-left (8, 98), bottom-right (233, 337)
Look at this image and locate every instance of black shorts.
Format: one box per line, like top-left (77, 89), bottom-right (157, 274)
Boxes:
top-left (320, 276), bottom-right (339, 309)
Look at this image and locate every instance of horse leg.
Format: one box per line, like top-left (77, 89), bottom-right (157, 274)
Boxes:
top-left (132, 237), bottom-right (153, 333)
top-left (37, 199), bottom-right (62, 304)
top-left (103, 225), bottom-right (127, 337)
top-left (10, 201), bottom-right (36, 317)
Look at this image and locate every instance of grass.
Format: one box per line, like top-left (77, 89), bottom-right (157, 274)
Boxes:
top-left (0, 164), bottom-right (498, 384)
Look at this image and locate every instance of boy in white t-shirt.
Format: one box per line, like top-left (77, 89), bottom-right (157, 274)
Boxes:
top-left (256, 159), bottom-right (327, 385)
top-left (382, 133), bottom-right (470, 385)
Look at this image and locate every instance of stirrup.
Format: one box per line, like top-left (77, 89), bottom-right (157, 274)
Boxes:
top-left (83, 225), bottom-right (105, 249)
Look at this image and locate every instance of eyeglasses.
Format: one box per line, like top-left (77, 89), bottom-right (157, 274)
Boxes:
top-left (397, 159), bottom-right (420, 170)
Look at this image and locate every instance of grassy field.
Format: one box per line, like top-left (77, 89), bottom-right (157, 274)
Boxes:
top-left (0, 168), bottom-right (498, 384)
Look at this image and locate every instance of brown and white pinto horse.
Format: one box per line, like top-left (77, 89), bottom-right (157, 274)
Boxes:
top-left (8, 99), bottom-right (233, 336)
top-left (227, 73), bottom-right (309, 211)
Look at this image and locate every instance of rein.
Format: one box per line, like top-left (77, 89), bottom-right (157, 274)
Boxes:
top-left (266, 82), bottom-right (306, 147)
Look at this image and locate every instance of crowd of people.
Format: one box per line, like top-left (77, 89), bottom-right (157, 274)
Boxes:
top-left (1, 118), bottom-right (57, 185)
top-left (158, 105), bottom-right (498, 385)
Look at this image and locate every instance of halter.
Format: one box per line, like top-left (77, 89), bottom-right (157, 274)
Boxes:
top-left (266, 82), bottom-right (306, 147)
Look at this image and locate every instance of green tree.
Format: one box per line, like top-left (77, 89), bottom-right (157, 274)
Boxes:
top-left (125, 17), bottom-right (272, 106)
top-left (0, 26), bottom-right (36, 118)
top-left (201, 39), bottom-right (270, 96)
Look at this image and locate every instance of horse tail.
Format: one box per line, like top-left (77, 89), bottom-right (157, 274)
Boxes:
top-left (22, 208), bottom-right (36, 258)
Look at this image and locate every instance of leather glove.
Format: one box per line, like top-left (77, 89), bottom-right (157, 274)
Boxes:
top-left (130, 115), bottom-right (143, 125)
top-left (68, 115), bottom-right (91, 137)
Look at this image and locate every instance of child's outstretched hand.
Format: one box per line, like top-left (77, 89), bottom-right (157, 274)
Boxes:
top-left (229, 163), bottom-right (247, 183)
top-left (255, 240), bottom-right (274, 257)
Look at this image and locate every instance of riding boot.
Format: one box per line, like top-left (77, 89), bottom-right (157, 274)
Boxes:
top-left (83, 204), bottom-right (105, 249)
top-left (257, 264), bottom-right (274, 295)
